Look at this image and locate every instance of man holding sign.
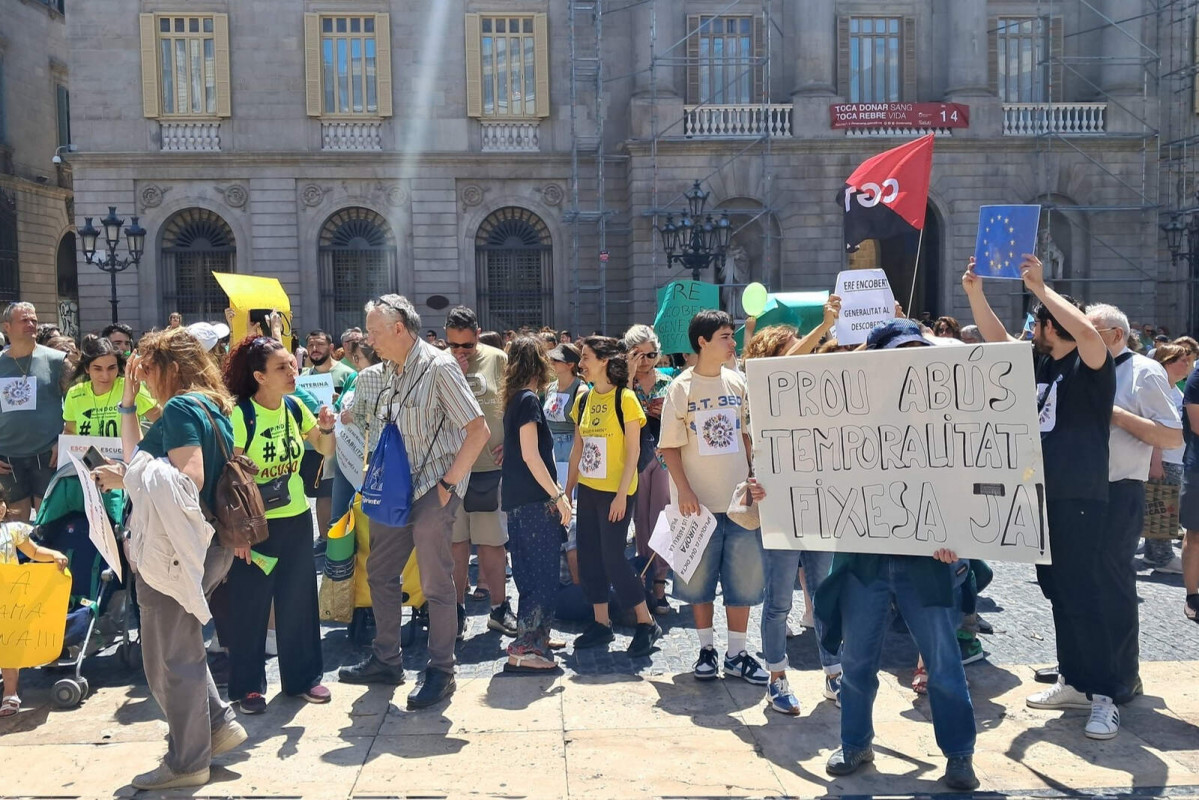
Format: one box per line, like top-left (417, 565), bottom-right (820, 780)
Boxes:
top-left (659, 311), bottom-right (770, 690)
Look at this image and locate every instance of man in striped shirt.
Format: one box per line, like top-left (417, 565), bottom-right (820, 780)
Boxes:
top-left (339, 294), bottom-right (489, 711)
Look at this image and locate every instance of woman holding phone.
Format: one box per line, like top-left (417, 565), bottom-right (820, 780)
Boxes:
top-left (221, 335), bottom-right (336, 715)
top-left (63, 335), bottom-right (160, 436)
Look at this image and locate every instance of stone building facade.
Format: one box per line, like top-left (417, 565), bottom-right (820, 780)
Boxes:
top-left (66, 0), bottom-right (1187, 340)
top-left (2, 0), bottom-right (76, 335)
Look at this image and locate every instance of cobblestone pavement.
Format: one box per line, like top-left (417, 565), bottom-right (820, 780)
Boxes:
top-left (18, 540), bottom-right (1196, 695)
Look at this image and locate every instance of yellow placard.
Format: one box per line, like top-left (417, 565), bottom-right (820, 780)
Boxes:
top-left (0, 563), bottom-right (71, 668)
top-left (212, 272), bottom-right (293, 344)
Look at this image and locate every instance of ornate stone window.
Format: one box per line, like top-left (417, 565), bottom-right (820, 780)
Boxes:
top-left (160, 208), bottom-right (236, 320)
top-left (474, 207), bottom-right (553, 330)
top-left (319, 208), bottom-right (396, 335)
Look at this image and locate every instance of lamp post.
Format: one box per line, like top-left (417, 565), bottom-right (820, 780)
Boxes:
top-left (1161, 206), bottom-right (1199, 335)
top-left (79, 206), bottom-right (145, 324)
top-left (655, 180), bottom-right (732, 282)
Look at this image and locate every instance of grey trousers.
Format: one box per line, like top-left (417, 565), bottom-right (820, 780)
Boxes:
top-left (137, 544), bottom-right (236, 775)
top-left (367, 489), bottom-right (462, 673)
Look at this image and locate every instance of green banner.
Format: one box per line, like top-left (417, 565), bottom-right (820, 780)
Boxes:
top-left (653, 280), bottom-right (720, 355)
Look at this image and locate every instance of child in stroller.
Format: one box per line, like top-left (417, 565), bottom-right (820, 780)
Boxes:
top-left (0, 485), bottom-right (69, 717)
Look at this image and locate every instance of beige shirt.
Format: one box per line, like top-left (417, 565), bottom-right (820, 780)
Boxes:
top-left (657, 367), bottom-right (751, 514)
top-left (461, 343), bottom-right (507, 473)
top-left (380, 340), bottom-right (484, 499)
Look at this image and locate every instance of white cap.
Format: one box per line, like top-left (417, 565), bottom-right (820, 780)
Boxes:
top-left (186, 321), bottom-right (231, 352)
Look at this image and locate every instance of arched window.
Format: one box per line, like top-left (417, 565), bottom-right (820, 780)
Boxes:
top-left (0, 191), bottom-right (17, 307)
top-left (160, 208), bottom-right (236, 320)
top-left (475, 207), bottom-right (552, 330)
top-left (319, 207), bottom-right (397, 335)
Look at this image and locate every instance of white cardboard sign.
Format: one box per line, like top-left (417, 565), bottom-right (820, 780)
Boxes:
top-left (834, 269), bottom-right (896, 346)
top-left (58, 435), bottom-right (125, 464)
top-left (647, 504), bottom-right (718, 583)
top-left (295, 373), bottom-right (335, 408)
top-left (335, 421), bottom-right (366, 491)
top-left (63, 452), bottom-right (123, 582)
top-left (745, 342), bottom-right (1051, 564)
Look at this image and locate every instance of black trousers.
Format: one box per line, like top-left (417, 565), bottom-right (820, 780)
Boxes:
top-left (226, 510), bottom-right (324, 700)
top-left (1036, 484), bottom-right (1142, 700)
top-left (575, 484), bottom-right (645, 611)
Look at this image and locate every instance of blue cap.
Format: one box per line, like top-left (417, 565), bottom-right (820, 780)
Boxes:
top-left (866, 318), bottom-right (932, 350)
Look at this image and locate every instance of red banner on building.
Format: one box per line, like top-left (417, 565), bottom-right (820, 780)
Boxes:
top-left (830, 103), bottom-right (970, 130)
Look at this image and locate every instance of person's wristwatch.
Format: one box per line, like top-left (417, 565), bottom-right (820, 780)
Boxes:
top-left (439, 478), bottom-right (456, 493)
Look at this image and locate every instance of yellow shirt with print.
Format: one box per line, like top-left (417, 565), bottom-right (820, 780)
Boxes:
top-left (570, 386), bottom-right (647, 495)
top-left (63, 378), bottom-right (157, 437)
top-left (232, 397), bottom-right (316, 520)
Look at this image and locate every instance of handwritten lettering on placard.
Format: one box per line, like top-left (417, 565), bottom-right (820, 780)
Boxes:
top-left (0, 564), bottom-right (71, 668)
top-left (745, 343), bottom-right (1050, 564)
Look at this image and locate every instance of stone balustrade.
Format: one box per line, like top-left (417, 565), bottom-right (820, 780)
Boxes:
top-left (1003, 103), bottom-right (1107, 136)
top-left (683, 104), bottom-right (793, 138)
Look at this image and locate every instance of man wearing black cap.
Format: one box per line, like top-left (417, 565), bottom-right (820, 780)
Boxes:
top-left (804, 317), bottom-right (978, 790)
top-left (963, 254), bottom-right (1121, 740)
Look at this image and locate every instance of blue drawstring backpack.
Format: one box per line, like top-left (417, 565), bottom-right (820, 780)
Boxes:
top-left (360, 365), bottom-right (444, 527)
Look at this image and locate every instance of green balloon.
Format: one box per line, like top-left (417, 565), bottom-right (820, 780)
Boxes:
top-left (741, 282), bottom-right (769, 317)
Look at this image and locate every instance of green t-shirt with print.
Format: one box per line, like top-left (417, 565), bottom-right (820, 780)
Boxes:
top-left (232, 397), bottom-right (316, 520)
top-left (63, 377), bottom-right (157, 437)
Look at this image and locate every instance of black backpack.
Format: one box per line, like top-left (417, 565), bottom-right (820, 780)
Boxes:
top-left (581, 387), bottom-right (657, 473)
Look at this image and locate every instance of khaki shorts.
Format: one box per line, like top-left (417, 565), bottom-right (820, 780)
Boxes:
top-left (451, 508), bottom-right (508, 546)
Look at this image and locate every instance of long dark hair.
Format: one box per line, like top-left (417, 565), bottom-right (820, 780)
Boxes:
top-left (502, 336), bottom-right (551, 410)
top-left (223, 335), bottom-right (286, 401)
top-left (70, 334), bottom-right (126, 385)
top-left (582, 336), bottom-right (629, 389)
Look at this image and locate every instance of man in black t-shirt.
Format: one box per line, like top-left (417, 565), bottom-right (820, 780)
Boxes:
top-left (963, 255), bottom-right (1122, 740)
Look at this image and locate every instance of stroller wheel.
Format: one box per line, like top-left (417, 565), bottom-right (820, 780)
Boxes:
top-left (51, 678), bottom-right (83, 709)
top-left (77, 677), bottom-right (90, 699)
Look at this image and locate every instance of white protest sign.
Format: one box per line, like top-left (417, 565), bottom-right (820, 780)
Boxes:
top-left (63, 452), bottom-right (123, 581)
top-left (335, 420), bottom-right (366, 491)
top-left (745, 342), bottom-right (1050, 564)
top-left (647, 504), bottom-right (718, 583)
top-left (296, 373), bottom-right (335, 408)
top-left (834, 269), bottom-right (896, 345)
top-left (58, 435), bottom-right (125, 464)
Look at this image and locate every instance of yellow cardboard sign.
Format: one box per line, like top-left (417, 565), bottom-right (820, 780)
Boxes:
top-left (212, 273), bottom-right (292, 344)
top-left (0, 563), bottom-right (71, 668)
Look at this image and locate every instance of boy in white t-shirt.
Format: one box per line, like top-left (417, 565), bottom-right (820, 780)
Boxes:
top-left (658, 311), bottom-right (769, 689)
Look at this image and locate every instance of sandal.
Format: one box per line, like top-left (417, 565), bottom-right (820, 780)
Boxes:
top-left (468, 586), bottom-right (489, 601)
top-left (504, 652), bottom-right (561, 674)
top-left (911, 667), bottom-right (928, 695)
top-left (0, 695), bottom-right (20, 717)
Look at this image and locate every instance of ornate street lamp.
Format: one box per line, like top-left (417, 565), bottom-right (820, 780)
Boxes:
top-left (80, 206), bottom-right (145, 324)
top-left (655, 180), bottom-right (732, 282)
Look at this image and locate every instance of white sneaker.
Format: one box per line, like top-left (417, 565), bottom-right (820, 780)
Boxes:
top-left (265, 630), bottom-right (278, 657)
top-left (801, 609), bottom-right (815, 629)
top-left (1084, 695), bottom-right (1120, 739)
top-left (1026, 677), bottom-right (1090, 710)
top-left (1154, 556), bottom-right (1184, 575)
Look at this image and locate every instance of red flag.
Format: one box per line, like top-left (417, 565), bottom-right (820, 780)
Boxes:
top-left (836, 134), bottom-right (935, 252)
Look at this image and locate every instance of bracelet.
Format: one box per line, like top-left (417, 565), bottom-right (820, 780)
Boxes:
top-left (552, 491), bottom-right (566, 504)
top-left (117, 404), bottom-right (137, 415)
top-left (319, 426), bottom-right (335, 435)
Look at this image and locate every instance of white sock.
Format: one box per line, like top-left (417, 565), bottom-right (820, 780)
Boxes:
top-left (697, 627), bottom-right (715, 649)
top-left (727, 631), bottom-right (747, 658)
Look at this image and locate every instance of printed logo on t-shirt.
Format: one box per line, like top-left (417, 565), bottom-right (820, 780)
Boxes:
top-left (544, 392), bottom-right (571, 423)
top-left (1037, 377), bottom-right (1061, 434)
top-left (466, 372), bottom-right (488, 397)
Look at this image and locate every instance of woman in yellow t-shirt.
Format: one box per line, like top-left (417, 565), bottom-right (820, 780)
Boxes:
top-left (63, 335), bottom-right (159, 436)
top-left (565, 336), bottom-right (660, 656)
top-left (221, 335), bottom-right (336, 714)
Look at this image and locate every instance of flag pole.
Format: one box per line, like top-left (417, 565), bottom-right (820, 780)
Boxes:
top-left (907, 226), bottom-right (926, 316)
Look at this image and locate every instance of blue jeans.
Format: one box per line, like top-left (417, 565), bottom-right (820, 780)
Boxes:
top-left (840, 556), bottom-right (975, 758)
top-left (673, 513), bottom-right (765, 606)
top-left (801, 549), bottom-right (841, 671)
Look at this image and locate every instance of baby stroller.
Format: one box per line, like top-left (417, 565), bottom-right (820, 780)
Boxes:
top-left (29, 463), bottom-right (138, 708)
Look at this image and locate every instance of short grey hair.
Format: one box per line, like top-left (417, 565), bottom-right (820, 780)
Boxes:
top-left (2, 302), bottom-right (35, 323)
top-left (959, 325), bottom-right (982, 344)
top-left (364, 294), bottom-right (421, 336)
top-left (1086, 303), bottom-right (1130, 337)
top-left (622, 323), bottom-right (660, 352)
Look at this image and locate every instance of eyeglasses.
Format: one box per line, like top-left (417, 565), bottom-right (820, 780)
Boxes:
top-left (447, 342), bottom-right (476, 350)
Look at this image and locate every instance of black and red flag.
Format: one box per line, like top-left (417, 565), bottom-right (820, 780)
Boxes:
top-left (836, 133), bottom-right (935, 252)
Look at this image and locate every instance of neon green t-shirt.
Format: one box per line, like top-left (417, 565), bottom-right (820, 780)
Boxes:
top-left (232, 397), bottom-right (316, 520)
top-left (63, 378), bottom-right (157, 437)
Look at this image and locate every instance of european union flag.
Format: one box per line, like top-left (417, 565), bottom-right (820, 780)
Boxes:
top-left (973, 205), bottom-right (1041, 280)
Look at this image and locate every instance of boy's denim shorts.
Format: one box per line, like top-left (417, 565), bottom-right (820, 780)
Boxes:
top-left (673, 513), bottom-right (766, 606)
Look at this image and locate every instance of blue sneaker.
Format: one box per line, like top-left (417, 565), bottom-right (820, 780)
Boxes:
top-left (724, 650), bottom-right (770, 685)
top-left (823, 672), bottom-right (842, 708)
top-left (768, 677), bottom-right (801, 716)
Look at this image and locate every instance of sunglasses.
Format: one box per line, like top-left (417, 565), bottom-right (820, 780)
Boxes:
top-left (448, 342), bottom-right (476, 350)
top-left (637, 351), bottom-right (659, 360)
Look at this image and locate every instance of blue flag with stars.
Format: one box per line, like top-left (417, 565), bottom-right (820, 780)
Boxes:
top-left (974, 205), bottom-right (1041, 279)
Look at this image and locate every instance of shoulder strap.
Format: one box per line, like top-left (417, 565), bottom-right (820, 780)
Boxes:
top-left (615, 388), bottom-right (626, 431)
top-left (238, 398), bottom-right (257, 452)
top-left (284, 395), bottom-right (303, 427)
top-left (1115, 351), bottom-right (1135, 368)
top-left (190, 395), bottom-right (232, 462)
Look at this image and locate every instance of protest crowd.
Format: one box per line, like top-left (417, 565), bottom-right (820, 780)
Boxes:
top-left (1, 138), bottom-right (1197, 794)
